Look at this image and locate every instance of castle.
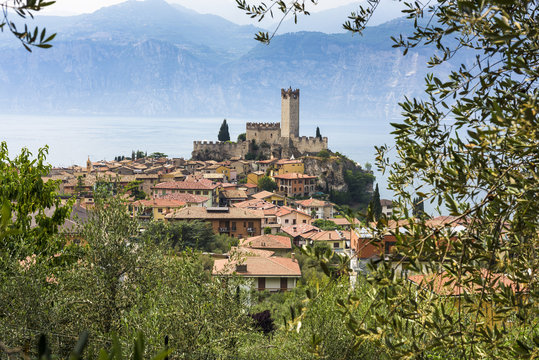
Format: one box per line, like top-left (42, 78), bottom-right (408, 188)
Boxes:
top-left (192, 88), bottom-right (328, 161)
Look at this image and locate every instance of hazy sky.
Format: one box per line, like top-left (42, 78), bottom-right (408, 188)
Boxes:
top-left (42, 0), bottom-right (364, 24)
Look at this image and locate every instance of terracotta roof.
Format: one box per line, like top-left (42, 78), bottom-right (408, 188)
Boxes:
top-left (166, 207), bottom-right (264, 220)
top-left (240, 235), bottom-right (292, 249)
top-left (132, 199), bottom-right (186, 207)
top-left (159, 193), bottom-right (208, 204)
top-left (425, 216), bottom-right (467, 228)
top-left (256, 159), bottom-right (277, 164)
top-left (233, 199), bottom-right (277, 210)
top-left (153, 180), bottom-right (218, 190)
top-left (304, 230), bottom-right (345, 241)
top-left (295, 198), bottom-right (331, 207)
top-left (328, 218), bottom-right (362, 226)
top-left (274, 173), bottom-right (316, 180)
top-left (276, 206), bottom-right (310, 217)
top-left (220, 189), bottom-right (248, 199)
top-left (408, 269), bottom-right (522, 296)
top-left (243, 183), bottom-right (258, 188)
top-left (213, 256), bottom-right (301, 277)
top-left (251, 190), bottom-right (278, 199)
top-left (281, 224), bottom-right (320, 237)
top-left (227, 247), bottom-right (274, 258)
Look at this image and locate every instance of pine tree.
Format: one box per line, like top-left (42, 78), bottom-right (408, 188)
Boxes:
top-left (316, 126), bottom-right (322, 139)
top-left (218, 119), bottom-right (230, 142)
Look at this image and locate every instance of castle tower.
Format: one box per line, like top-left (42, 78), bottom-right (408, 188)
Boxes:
top-left (281, 88), bottom-right (300, 138)
top-left (86, 156), bottom-right (92, 173)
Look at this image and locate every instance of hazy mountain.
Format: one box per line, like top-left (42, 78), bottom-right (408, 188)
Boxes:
top-left (273, 1), bottom-right (407, 34)
top-left (0, 1), bottom-right (468, 119)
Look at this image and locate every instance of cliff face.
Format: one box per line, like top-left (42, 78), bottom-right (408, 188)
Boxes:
top-left (302, 156), bottom-right (373, 194)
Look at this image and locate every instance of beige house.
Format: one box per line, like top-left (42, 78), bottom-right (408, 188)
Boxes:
top-left (165, 206), bottom-right (264, 239)
top-left (295, 198), bottom-right (334, 219)
top-left (276, 206), bottom-right (312, 227)
top-left (152, 179), bottom-right (219, 207)
top-left (213, 256), bottom-right (301, 292)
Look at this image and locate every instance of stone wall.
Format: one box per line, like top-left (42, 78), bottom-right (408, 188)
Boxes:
top-left (246, 122), bottom-right (281, 144)
top-left (192, 141), bottom-right (249, 161)
top-left (291, 136), bottom-right (328, 155)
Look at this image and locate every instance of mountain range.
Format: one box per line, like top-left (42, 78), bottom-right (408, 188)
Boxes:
top-left (0, 0), bottom-right (468, 119)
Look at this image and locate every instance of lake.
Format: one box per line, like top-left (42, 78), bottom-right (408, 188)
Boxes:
top-left (0, 113), bottom-right (396, 197)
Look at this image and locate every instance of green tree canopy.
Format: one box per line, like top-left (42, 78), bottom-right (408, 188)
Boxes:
top-left (218, 119), bottom-right (230, 142)
top-left (0, 142), bottom-right (72, 260)
top-left (257, 176), bottom-right (277, 192)
top-left (237, 133), bottom-right (246, 142)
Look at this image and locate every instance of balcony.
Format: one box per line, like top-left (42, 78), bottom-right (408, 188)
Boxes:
top-left (219, 227), bottom-right (229, 232)
top-left (247, 228), bottom-right (254, 233)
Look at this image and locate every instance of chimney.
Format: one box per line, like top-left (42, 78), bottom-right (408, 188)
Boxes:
top-left (236, 264), bottom-right (247, 272)
top-left (291, 253), bottom-right (296, 262)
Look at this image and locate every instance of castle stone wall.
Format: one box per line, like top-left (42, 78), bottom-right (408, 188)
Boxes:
top-left (246, 122), bottom-right (281, 143)
top-left (291, 136), bottom-right (328, 155)
top-left (192, 141), bottom-right (248, 161)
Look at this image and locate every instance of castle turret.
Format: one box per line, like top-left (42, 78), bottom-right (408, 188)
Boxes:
top-left (281, 88), bottom-right (300, 138)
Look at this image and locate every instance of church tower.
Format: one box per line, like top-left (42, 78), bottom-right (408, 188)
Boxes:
top-left (281, 88), bottom-right (300, 138)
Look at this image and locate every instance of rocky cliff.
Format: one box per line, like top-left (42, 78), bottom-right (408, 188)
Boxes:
top-left (302, 155), bottom-right (373, 195)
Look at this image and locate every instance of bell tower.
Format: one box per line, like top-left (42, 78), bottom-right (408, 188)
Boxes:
top-left (281, 88), bottom-right (300, 138)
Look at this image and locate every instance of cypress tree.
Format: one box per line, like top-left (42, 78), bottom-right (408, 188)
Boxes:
top-left (218, 119), bottom-right (230, 141)
top-left (316, 126), bottom-right (322, 139)
top-left (413, 196), bottom-right (425, 218)
top-left (369, 184), bottom-right (382, 221)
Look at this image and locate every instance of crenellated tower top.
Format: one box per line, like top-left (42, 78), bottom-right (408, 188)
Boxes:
top-left (281, 87), bottom-right (300, 99)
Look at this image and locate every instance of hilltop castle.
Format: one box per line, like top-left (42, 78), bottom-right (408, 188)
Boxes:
top-left (192, 88), bottom-right (328, 161)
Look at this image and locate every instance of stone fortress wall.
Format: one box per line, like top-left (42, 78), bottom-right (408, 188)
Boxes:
top-left (192, 140), bottom-right (247, 160)
top-left (246, 122), bottom-right (281, 143)
top-left (192, 88), bottom-right (329, 160)
top-left (290, 135), bottom-right (328, 154)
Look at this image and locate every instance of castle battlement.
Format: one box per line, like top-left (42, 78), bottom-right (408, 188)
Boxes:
top-left (281, 88), bottom-right (300, 99)
top-left (246, 122), bottom-right (280, 130)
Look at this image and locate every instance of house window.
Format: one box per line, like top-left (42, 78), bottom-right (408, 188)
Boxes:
top-left (334, 242), bottom-right (340, 248)
top-left (285, 219), bottom-right (289, 224)
top-left (232, 222), bottom-right (237, 231)
top-left (303, 220), bottom-right (307, 223)
top-left (293, 219), bottom-right (296, 225)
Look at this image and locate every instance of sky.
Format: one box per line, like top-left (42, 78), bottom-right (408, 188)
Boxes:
top-left (41, 0), bottom-right (367, 24)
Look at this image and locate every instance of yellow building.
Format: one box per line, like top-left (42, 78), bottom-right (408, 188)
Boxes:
top-left (274, 159), bottom-right (304, 175)
top-left (251, 190), bottom-right (288, 206)
top-left (131, 198), bottom-right (186, 221)
top-left (247, 171), bottom-right (265, 186)
top-left (216, 165), bottom-right (235, 181)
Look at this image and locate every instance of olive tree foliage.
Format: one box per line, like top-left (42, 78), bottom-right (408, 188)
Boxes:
top-left (0, 142), bottom-right (71, 262)
top-left (239, 0), bottom-right (538, 358)
top-left (0, 0), bottom-right (56, 50)
top-left (1, 196), bottom-right (253, 359)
